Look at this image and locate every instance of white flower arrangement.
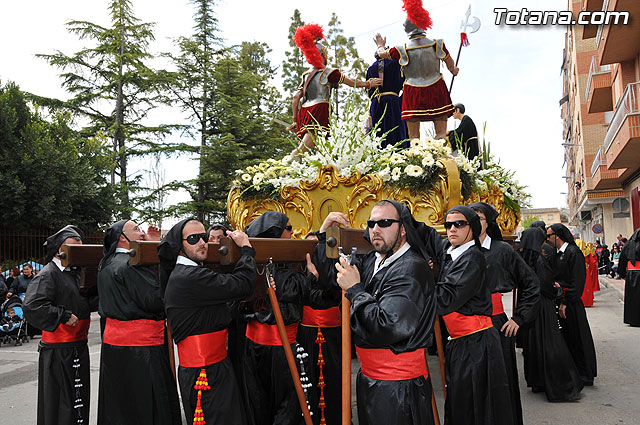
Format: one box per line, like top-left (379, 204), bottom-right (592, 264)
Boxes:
top-left (231, 92), bottom-right (530, 211)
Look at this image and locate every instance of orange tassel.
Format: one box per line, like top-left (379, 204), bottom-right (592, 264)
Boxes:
top-left (316, 328), bottom-right (327, 425)
top-left (193, 369), bottom-right (211, 425)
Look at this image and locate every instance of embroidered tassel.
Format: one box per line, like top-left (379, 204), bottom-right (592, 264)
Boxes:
top-left (193, 369), bottom-right (211, 424)
top-left (460, 32), bottom-right (470, 47)
top-left (72, 351), bottom-right (84, 425)
top-left (316, 328), bottom-right (327, 425)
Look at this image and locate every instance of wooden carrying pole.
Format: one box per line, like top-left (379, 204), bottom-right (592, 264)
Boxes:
top-left (341, 290), bottom-right (351, 425)
top-left (434, 317), bottom-right (447, 397)
top-left (326, 227), bottom-right (372, 425)
top-left (265, 260), bottom-right (313, 425)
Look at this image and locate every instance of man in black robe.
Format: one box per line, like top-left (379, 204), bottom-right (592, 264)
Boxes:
top-left (23, 225), bottom-right (97, 425)
top-left (546, 223), bottom-right (597, 386)
top-left (159, 219), bottom-right (256, 425)
top-left (619, 228), bottom-right (640, 326)
top-left (297, 232), bottom-right (342, 425)
top-left (470, 202), bottom-right (539, 425)
top-left (96, 220), bottom-right (181, 425)
top-left (417, 206), bottom-right (513, 425)
top-left (519, 227), bottom-right (583, 402)
top-left (242, 211), bottom-right (319, 425)
top-left (446, 104), bottom-right (478, 159)
top-left (314, 200), bottom-right (437, 425)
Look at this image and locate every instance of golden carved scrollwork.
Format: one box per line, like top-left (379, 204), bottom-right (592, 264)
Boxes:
top-left (464, 183), bottom-right (520, 234)
top-left (227, 165), bottom-right (520, 237)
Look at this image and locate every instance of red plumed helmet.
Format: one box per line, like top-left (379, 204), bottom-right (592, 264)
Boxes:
top-left (294, 24), bottom-right (325, 69)
top-left (402, 0), bottom-right (433, 30)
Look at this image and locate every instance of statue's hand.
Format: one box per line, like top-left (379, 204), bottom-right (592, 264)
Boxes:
top-left (374, 33), bottom-right (386, 48)
top-left (451, 66), bottom-right (459, 76)
top-left (369, 78), bottom-right (383, 88)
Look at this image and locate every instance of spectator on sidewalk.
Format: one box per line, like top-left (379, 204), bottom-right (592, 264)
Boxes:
top-left (610, 244), bottom-right (622, 278)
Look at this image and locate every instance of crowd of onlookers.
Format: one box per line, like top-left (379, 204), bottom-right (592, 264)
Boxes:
top-left (0, 264), bottom-right (36, 300)
top-left (595, 233), bottom-right (628, 279)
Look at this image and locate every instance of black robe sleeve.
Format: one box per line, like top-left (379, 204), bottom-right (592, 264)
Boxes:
top-left (436, 248), bottom-right (490, 316)
top-left (182, 246), bottom-right (257, 304)
top-left (23, 267), bottom-right (72, 330)
top-left (505, 248), bottom-right (540, 326)
top-left (345, 250), bottom-right (435, 352)
top-left (23, 263), bottom-right (90, 331)
top-left (97, 254), bottom-right (165, 320)
top-left (558, 245), bottom-right (586, 304)
top-left (311, 232), bottom-right (340, 290)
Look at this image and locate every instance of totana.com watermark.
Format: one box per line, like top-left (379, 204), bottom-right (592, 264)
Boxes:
top-left (494, 8), bottom-right (629, 26)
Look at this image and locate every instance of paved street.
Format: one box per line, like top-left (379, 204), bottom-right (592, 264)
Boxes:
top-left (1, 276), bottom-right (638, 424)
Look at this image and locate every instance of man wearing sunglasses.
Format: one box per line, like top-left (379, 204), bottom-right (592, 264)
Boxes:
top-left (96, 220), bottom-right (181, 425)
top-left (416, 205), bottom-right (514, 425)
top-left (313, 200), bottom-right (437, 425)
top-left (546, 223), bottom-right (597, 387)
top-left (159, 219), bottom-right (257, 425)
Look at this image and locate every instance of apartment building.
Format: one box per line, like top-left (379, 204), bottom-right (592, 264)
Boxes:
top-left (561, 0), bottom-right (640, 245)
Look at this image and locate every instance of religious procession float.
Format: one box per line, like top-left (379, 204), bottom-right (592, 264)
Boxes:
top-left (226, 0), bottom-right (529, 236)
top-left (227, 94), bottom-right (529, 236)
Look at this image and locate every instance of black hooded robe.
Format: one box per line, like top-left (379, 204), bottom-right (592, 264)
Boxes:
top-left (620, 229), bottom-right (640, 326)
top-left (419, 218), bottom-right (513, 425)
top-left (96, 252), bottom-right (181, 425)
top-left (165, 248), bottom-right (257, 425)
top-left (23, 262), bottom-right (92, 425)
top-left (296, 287), bottom-right (342, 425)
top-left (483, 238), bottom-right (539, 425)
top-left (23, 225), bottom-right (95, 425)
top-left (313, 200), bottom-right (437, 425)
top-left (241, 263), bottom-right (318, 425)
top-left (551, 236), bottom-right (597, 385)
top-left (520, 243), bottom-right (583, 402)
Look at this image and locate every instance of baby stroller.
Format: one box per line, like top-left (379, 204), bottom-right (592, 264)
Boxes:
top-left (0, 295), bottom-right (30, 346)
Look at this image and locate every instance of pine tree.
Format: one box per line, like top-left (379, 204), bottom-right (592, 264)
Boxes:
top-left (35, 0), bottom-right (169, 217)
top-left (326, 13), bottom-right (369, 115)
top-left (163, 0), bottom-right (292, 223)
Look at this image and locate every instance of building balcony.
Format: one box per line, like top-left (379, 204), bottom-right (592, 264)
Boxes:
top-left (582, 0), bottom-right (604, 39)
top-left (604, 82), bottom-right (640, 172)
top-left (586, 55), bottom-right (612, 113)
top-left (597, 0), bottom-right (640, 65)
top-left (591, 146), bottom-right (623, 189)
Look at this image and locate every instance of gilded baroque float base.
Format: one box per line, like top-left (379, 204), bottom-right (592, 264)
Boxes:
top-left (228, 164), bottom-right (520, 237)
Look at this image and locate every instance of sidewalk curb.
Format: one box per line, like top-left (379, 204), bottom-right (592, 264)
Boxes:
top-left (598, 275), bottom-right (624, 300)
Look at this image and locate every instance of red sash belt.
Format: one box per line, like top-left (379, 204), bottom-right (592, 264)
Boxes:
top-left (103, 318), bottom-right (165, 347)
top-left (177, 329), bottom-right (228, 368)
top-left (42, 319), bottom-right (90, 344)
top-left (442, 312), bottom-right (493, 339)
top-left (301, 306), bottom-right (341, 327)
top-left (245, 321), bottom-right (298, 346)
top-left (628, 261), bottom-right (640, 271)
top-left (491, 292), bottom-right (505, 316)
top-left (355, 346), bottom-right (428, 381)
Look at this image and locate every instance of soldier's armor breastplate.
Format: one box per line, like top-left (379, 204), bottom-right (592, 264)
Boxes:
top-left (301, 68), bottom-right (335, 108)
top-left (396, 37), bottom-right (445, 87)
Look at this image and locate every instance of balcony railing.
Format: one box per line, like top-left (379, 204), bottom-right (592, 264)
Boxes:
top-left (604, 81), bottom-right (640, 152)
top-left (585, 55), bottom-right (611, 99)
top-left (596, 0), bottom-right (609, 49)
top-left (590, 145), bottom-right (607, 176)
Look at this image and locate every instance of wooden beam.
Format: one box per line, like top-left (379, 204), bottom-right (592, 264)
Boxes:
top-left (325, 228), bottom-right (371, 259)
top-left (218, 238), bottom-right (318, 265)
top-left (59, 244), bottom-right (104, 267)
